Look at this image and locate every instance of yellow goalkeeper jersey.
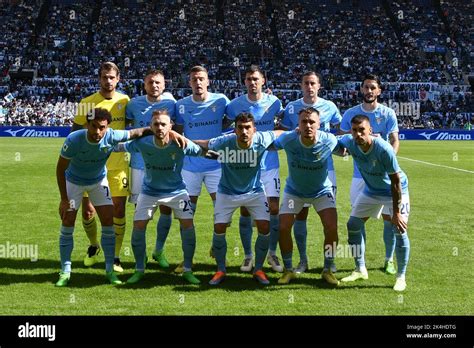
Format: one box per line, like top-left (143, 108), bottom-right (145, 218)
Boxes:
top-left (74, 91), bottom-right (130, 170)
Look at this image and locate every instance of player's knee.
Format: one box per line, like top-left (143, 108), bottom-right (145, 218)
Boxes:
top-left (179, 219), bottom-right (194, 230)
top-left (113, 204), bottom-right (126, 218)
top-left (347, 216), bottom-right (364, 233)
top-left (296, 207), bottom-right (309, 220)
top-left (159, 205), bottom-right (172, 214)
top-left (134, 220), bottom-right (148, 230)
top-left (256, 220), bottom-right (270, 234)
top-left (82, 209), bottom-right (95, 220)
top-left (240, 207), bottom-right (250, 216)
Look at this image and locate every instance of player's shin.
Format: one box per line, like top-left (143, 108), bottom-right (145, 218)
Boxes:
top-left (83, 216), bottom-right (98, 246)
top-left (239, 216), bottom-right (253, 257)
top-left (254, 232), bottom-right (270, 271)
top-left (383, 220), bottom-right (396, 261)
top-left (131, 228), bottom-right (146, 272)
top-left (59, 225), bottom-right (74, 273)
top-left (268, 214), bottom-right (279, 254)
top-left (293, 219), bottom-right (308, 263)
top-left (113, 216), bottom-right (126, 258)
top-left (212, 232), bottom-right (227, 272)
top-left (394, 228), bottom-right (410, 277)
top-left (347, 216), bottom-right (366, 270)
top-left (101, 226), bottom-right (115, 273)
top-left (323, 236), bottom-right (337, 271)
top-left (180, 226), bottom-right (196, 271)
top-left (155, 214), bottom-right (172, 253)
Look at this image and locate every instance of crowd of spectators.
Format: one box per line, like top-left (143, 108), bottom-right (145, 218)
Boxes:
top-left (0, 0), bottom-right (472, 129)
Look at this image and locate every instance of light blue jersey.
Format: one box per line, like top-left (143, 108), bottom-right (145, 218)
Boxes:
top-left (61, 128), bottom-right (129, 185)
top-left (282, 97), bottom-right (341, 171)
top-left (125, 95), bottom-right (176, 170)
top-left (274, 130), bottom-right (337, 198)
top-left (175, 93), bottom-right (230, 172)
top-left (337, 134), bottom-right (408, 197)
top-left (124, 136), bottom-right (202, 196)
top-left (341, 104), bottom-right (398, 178)
top-left (208, 131), bottom-right (276, 195)
top-left (226, 94), bottom-right (282, 171)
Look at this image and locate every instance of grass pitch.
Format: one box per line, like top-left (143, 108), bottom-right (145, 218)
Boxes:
top-left (0, 138), bottom-right (472, 315)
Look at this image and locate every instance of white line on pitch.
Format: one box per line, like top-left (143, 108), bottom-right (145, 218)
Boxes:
top-left (398, 156), bottom-right (474, 174)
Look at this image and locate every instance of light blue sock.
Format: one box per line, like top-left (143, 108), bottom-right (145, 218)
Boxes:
top-left (212, 232), bottom-right (227, 272)
top-left (395, 229), bottom-right (410, 276)
top-left (239, 215), bottom-right (253, 257)
top-left (293, 219), bottom-right (308, 263)
top-left (180, 226), bottom-right (196, 271)
top-left (268, 214), bottom-right (279, 254)
top-left (323, 238), bottom-right (336, 270)
top-left (347, 216), bottom-right (365, 269)
top-left (281, 250), bottom-right (293, 270)
top-left (59, 225), bottom-right (74, 273)
top-left (383, 220), bottom-right (396, 261)
top-left (254, 232), bottom-right (270, 271)
top-left (155, 214), bottom-right (172, 252)
top-left (131, 227), bottom-right (146, 272)
top-left (101, 226), bottom-right (115, 273)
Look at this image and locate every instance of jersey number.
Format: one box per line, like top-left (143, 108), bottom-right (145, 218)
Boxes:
top-left (400, 202), bottom-right (410, 215)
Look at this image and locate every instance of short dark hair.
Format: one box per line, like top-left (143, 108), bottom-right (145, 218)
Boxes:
top-left (298, 107), bottom-right (320, 118)
top-left (145, 69), bottom-right (164, 79)
top-left (98, 62), bottom-right (120, 77)
top-left (351, 114), bottom-right (370, 125)
top-left (245, 65), bottom-right (264, 78)
top-left (189, 65), bottom-right (208, 75)
top-left (361, 73), bottom-right (382, 89)
top-left (302, 71), bottom-right (322, 84)
top-left (87, 108), bottom-right (112, 124)
top-left (235, 112), bottom-right (255, 125)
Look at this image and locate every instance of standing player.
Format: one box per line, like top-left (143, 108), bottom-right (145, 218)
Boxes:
top-left (172, 66), bottom-right (230, 272)
top-left (226, 65), bottom-right (283, 273)
top-left (274, 107), bottom-right (339, 286)
top-left (340, 74), bottom-right (400, 275)
top-left (337, 115), bottom-right (410, 291)
top-left (125, 69), bottom-right (176, 269)
top-left (280, 71), bottom-right (341, 274)
top-left (116, 110), bottom-right (205, 285)
top-left (71, 62), bottom-right (130, 273)
top-left (56, 108), bottom-right (151, 287)
top-left (194, 113), bottom-right (284, 285)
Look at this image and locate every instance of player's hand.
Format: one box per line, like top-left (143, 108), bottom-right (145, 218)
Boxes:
top-left (391, 212), bottom-right (408, 234)
top-left (59, 199), bottom-right (71, 220)
top-left (204, 149), bottom-right (220, 160)
top-left (169, 130), bottom-right (188, 148)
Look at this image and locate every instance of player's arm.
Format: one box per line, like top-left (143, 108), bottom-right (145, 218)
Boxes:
top-left (389, 132), bottom-right (400, 154)
top-left (56, 156), bottom-right (71, 220)
top-left (222, 116), bottom-right (234, 131)
top-left (389, 172), bottom-right (407, 233)
top-left (128, 127), bottom-right (154, 139)
top-left (174, 124), bottom-right (184, 135)
top-left (193, 139), bottom-right (210, 150)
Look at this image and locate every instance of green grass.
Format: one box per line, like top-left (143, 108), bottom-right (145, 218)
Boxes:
top-left (0, 138), bottom-right (473, 315)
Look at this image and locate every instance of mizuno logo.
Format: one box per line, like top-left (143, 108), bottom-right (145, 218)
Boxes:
top-left (419, 131), bottom-right (439, 140)
top-left (4, 128), bottom-right (25, 136)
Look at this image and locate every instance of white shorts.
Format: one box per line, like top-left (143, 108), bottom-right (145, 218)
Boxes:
top-left (261, 168), bottom-right (280, 198)
top-left (280, 192), bottom-right (336, 215)
top-left (66, 177), bottom-right (113, 210)
top-left (129, 168), bottom-right (145, 204)
top-left (182, 168), bottom-right (221, 197)
top-left (350, 177), bottom-right (366, 207)
top-left (351, 192), bottom-right (410, 221)
top-left (214, 191), bottom-right (270, 224)
top-left (134, 192), bottom-right (194, 221)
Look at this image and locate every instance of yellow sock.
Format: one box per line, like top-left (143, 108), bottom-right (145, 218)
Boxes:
top-left (114, 216), bottom-right (126, 258)
top-left (82, 216), bottom-right (98, 246)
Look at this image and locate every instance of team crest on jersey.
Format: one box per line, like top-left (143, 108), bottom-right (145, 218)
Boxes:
top-left (212, 106), bottom-right (216, 112)
top-left (62, 143), bottom-right (69, 152)
top-left (372, 159), bottom-right (377, 167)
top-left (117, 104), bottom-right (123, 110)
top-left (375, 117), bottom-right (382, 124)
top-left (170, 152), bottom-right (176, 160)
